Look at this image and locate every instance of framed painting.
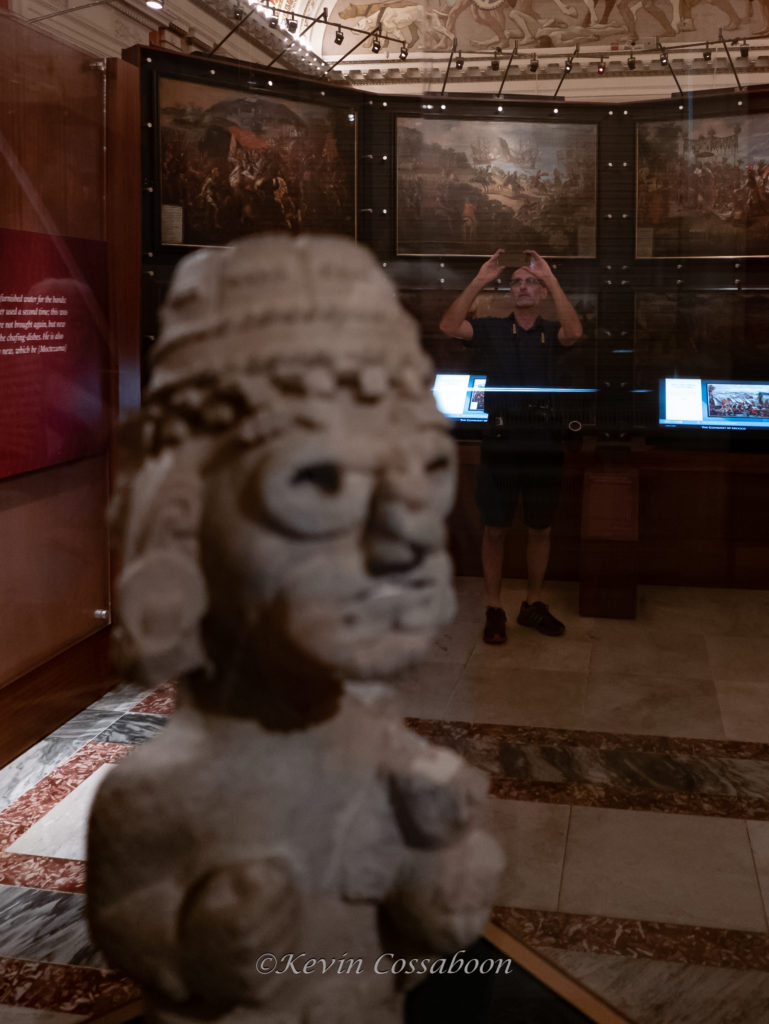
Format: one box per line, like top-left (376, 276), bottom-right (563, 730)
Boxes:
top-left (396, 117), bottom-right (597, 258)
top-left (156, 76), bottom-right (357, 248)
top-left (636, 112), bottom-right (769, 258)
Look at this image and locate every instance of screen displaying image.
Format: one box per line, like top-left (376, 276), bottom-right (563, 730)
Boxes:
top-left (432, 373), bottom-right (488, 422)
top-left (660, 378), bottom-right (769, 430)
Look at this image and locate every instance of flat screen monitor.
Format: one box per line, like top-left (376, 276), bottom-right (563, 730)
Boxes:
top-left (432, 373), bottom-right (489, 423)
top-left (659, 378), bottom-right (769, 432)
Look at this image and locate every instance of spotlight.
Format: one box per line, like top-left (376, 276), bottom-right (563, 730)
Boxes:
top-left (659, 50), bottom-right (668, 65)
top-left (269, 14), bottom-right (278, 27)
top-left (627, 53), bottom-right (636, 70)
top-left (740, 40), bottom-right (749, 58)
top-left (456, 52), bottom-right (464, 69)
top-left (372, 32), bottom-right (381, 53)
top-left (597, 56), bottom-right (606, 74)
top-left (233, 2), bottom-right (244, 18)
top-left (565, 56), bottom-right (572, 72)
top-left (334, 27), bottom-right (344, 44)
top-left (490, 47), bottom-right (501, 72)
top-left (287, 16), bottom-right (297, 32)
top-left (703, 43), bottom-right (711, 61)
top-left (399, 42), bottom-right (408, 60)
top-left (529, 54), bottom-right (538, 72)
top-left (145, 0), bottom-right (163, 8)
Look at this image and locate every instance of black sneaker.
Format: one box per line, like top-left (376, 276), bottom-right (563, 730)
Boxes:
top-left (517, 601), bottom-right (565, 637)
top-left (483, 606), bottom-right (507, 644)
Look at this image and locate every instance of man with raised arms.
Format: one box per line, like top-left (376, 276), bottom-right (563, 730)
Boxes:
top-left (440, 248), bottom-right (582, 643)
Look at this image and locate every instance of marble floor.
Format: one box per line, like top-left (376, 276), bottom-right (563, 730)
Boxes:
top-left (1, 579), bottom-right (768, 1022)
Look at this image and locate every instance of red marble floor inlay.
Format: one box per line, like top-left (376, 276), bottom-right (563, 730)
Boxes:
top-left (0, 956), bottom-right (140, 1013)
top-left (0, 742), bottom-right (131, 852)
top-left (131, 679), bottom-right (178, 716)
top-left (0, 851), bottom-right (85, 893)
top-left (492, 906), bottom-right (769, 972)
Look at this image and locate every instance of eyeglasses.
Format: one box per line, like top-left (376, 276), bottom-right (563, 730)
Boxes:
top-left (511, 277), bottom-right (540, 287)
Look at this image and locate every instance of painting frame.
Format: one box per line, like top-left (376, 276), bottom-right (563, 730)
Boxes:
top-left (395, 115), bottom-right (598, 259)
top-left (636, 110), bottom-right (769, 259)
top-left (154, 72), bottom-right (358, 251)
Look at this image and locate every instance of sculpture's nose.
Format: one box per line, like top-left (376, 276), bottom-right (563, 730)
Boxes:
top-left (363, 450), bottom-right (444, 576)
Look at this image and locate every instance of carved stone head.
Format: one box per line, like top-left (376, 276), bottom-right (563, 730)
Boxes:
top-left (114, 235), bottom-right (456, 692)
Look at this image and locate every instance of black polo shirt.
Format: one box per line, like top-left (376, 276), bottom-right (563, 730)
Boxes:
top-left (465, 314), bottom-right (562, 418)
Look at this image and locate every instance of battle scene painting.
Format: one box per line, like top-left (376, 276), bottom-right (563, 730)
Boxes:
top-left (396, 118), bottom-right (596, 257)
top-left (636, 114), bottom-right (769, 258)
top-left (158, 77), bottom-right (356, 247)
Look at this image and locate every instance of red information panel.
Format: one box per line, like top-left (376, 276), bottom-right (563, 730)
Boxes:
top-left (0, 229), bottom-right (109, 479)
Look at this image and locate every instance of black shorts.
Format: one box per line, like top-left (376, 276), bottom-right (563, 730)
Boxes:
top-left (475, 443), bottom-right (564, 529)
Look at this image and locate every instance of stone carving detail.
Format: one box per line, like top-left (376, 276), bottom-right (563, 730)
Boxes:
top-left (87, 234), bottom-right (503, 1023)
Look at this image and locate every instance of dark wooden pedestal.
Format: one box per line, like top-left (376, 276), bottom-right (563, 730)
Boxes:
top-left (579, 466), bottom-right (639, 619)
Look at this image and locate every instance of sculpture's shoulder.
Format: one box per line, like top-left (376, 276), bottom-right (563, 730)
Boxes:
top-left (344, 683), bottom-right (489, 847)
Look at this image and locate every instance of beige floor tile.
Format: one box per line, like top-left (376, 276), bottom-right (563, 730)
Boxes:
top-left (483, 797), bottom-right (571, 912)
top-left (445, 665), bottom-right (589, 729)
top-left (390, 660), bottom-right (463, 721)
top-left (746, 821), bottom-right (769, 929)
top-left (466, 632), bottom-right (592, 674)
top-left (715, 677), bottom-right (769, 742)
top-left (588, 628), bottom-right (712, 680)
top-left (583, 671), bottom-right (725, 738)
top-left (422, 616), bottom-right (480, 666)
top-left (706, 635), bottom-right (769, 683)
top-left (638, 584), bottom-right (769, 639)
top-left (560, 807), bottom-right (767, 932)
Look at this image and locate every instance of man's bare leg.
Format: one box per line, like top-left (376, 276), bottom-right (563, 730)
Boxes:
top-left (482, 525), bottom-right (507, 607)
top-left (525, 525), bottom-right (551, 605)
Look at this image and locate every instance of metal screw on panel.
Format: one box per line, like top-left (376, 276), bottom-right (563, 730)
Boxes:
top-left (94, 609), bottom-right (109, 620)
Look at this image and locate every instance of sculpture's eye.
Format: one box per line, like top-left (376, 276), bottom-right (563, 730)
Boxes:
top-left (426, 454), bottom-right (450, 474)
top-left (292, 462), bottom-right (341, 495)
top-left (250, 437), bottom-right (373, 538)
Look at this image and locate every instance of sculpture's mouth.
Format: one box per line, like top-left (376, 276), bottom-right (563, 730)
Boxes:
top-left (350, 565), bottom-right (451, 632)
top-left (281, 550), bottom-right (455, 677)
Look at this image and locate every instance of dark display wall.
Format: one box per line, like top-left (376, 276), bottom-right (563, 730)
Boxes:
top-left (128, 46), bottom-right (769, 588)
top-left (133, 46), bottom-right (769, 454)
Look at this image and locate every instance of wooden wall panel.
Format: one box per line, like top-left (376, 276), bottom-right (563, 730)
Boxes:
top-left (0, 455), bottom-right (110, 687)
top-left (0, 16), bottom-right (104, 239)
top-left (0, 21), bottom-right (141, 764)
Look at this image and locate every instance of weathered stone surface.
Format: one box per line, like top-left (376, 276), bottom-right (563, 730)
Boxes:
top-left (87, 234), bottom-right (504, 1023)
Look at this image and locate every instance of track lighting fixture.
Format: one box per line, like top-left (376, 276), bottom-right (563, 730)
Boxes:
top-left (627, 52), bottom-right (636, 70)
top-left (490, 47), bottom-right (501, 72)
top-left (597, 56), bottom-right (606, 74)
top-left (334, 27), bottom-right (344, 44)
top-left (269, 13), bottom-right (278, 27)
top-left (372, 32), bottom-right (381, 53)
top-left (740, 40), bottom-right (749, 58)
top-left (659, 50), bottom-right (668, 65)
top-left (287, 16), bottom-right (297, 32)
top-left (456, 52), bottom-right (464, 69)
top-left (703, 43), bottom-right (712, 61)
top-left (529, 54), bottom-right (538, 72)
top-left (564, 56), bottom-right (572, 72)
top-left (399, 42), bottom-right (408, 60)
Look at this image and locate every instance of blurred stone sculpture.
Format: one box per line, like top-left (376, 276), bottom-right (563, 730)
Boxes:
top-left (87, 234), bottom-right (503, 1023)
